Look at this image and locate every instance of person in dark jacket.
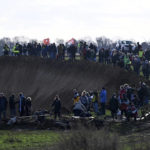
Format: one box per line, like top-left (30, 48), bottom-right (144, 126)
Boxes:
top-left (142, 60), bottom-right (150, 80)
top-left (132, 95), bottom-right (140, 108)
top-left (25, 97), bottom-right (32, 116)
top-left (0, 93), bottom-right (8, 121)
top-left (132, 57), bottom-right (141, 75)
top-left (3, 44), bottom-right (10, 56)
top-left (19, 93), bottom-right (26, 117)
top-left (68, 44), bottom-right (77, 61)
top-left (51, 43), bottom-right (57, 59)
top-left (126, 102), bottom-right (137, 121)
top-left (52, 95), bottom-right (61, 119)
top-left (145, 49), bottom-right (150, 61)
top-left (137, 82), bottom-right (149, 106)
top-left (80, 91), bottom-right (89, 109)
top-left (99, 48), bottom-right (105, 63)
top-left (9, 94), bottom-right (16, 117)
top-left (109, 94), bottom-right (119, 120)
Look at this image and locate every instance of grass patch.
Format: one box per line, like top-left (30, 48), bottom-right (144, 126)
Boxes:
top-left (0, 130), bottom-right (59, 150)
top-left (0, 127), bottom-right (150, 150)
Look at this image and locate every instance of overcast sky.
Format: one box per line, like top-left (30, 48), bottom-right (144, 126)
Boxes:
top-left (0, 0), bottom-right (150, 42)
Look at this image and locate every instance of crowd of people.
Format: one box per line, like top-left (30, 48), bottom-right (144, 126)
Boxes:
top-left (0, 81), bottom-right (149, 123)
top-left (72, 82), bottom-right (150, 121)
top-left (2, 41), bottom-right (150, 79)
top-left (0, 92), bottom-right (32, 122)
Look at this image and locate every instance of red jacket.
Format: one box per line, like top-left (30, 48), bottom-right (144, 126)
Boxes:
top-left (120, 89), bottom-right (126, 100)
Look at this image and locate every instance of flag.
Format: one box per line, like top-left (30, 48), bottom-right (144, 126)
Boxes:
top-left (43, 38), bottom-right (50, 45)
top-left (67, 38), bottom-right (75, 45)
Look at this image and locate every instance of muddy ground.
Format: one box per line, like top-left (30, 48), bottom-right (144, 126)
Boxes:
top-left (0, 56), bottom-right (148, 112)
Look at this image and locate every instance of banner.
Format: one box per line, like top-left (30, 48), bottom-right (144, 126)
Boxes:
top-left (67, 38), bottom-right (75, 45)
top-left (43, 38), bottom-right (50, 45)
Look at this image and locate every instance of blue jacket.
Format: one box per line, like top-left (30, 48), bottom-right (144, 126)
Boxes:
top-left (19, 95), bottom-right (25, 112)
top-left (100, 90), bottom-right (107, 103)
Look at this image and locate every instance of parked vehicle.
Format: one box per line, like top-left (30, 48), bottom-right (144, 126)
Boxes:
top-left (116, 40), bottom-right (136, 51)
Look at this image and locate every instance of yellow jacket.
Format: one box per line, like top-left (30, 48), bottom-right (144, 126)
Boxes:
top-left (139, 50), bottom-right (144, 58)
top-left (73, 96), bottom-right (80, 104)
top-left (13, 46), bottom-right (19, 54)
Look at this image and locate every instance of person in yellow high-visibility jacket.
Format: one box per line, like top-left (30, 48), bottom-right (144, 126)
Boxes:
top-left (13, 44), bottom-right (20, 56)
top-left (124, 54), bottom-right (131, 70)
top-left (139, 49), bottom-right (144, 59)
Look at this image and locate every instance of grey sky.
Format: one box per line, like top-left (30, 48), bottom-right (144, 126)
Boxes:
top-left (0, 0), bottom-right (150, 42)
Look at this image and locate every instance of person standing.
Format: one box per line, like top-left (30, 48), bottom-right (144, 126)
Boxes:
top-left (100, 87), bottom-right (107, 115)
top-left (109, 94), bottom-right (119, 120)
top-left (19, 93), bottom-right (25, 117)
top-left (138, 49), bottom-right (144, 60)
top-left (80, 91), bottom-right (89, 110)
top-left (25, 97), bottom-right (32, 116)
top-left (3, 44), bottom-right (10, 56)
top-left (12, 43), bottom-right (20, 56)
top-left (120, 94), bottom-right (129, 119)
top-left (52, 95), bottom-right (61, 120)
top-left (92, 91), bottom-right (99, 115)
top-left (142, 60), bottom-right (150, 80)
top-left (0, 93), bottom-right (8, 122)
top-left (9, 94), bottom-right (16, 117)
top-left (73, 89), bottom-right (80, 105)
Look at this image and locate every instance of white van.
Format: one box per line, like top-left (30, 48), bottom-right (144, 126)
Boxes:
top-left (116, 40), bottom-right (136, 51)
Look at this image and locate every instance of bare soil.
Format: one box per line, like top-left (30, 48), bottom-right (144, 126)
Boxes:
top-left (0, 56), bottom-right (147, 112)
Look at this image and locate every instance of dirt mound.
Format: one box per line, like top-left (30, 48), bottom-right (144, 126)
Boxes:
top-left (0, 56), bottom-right (146, 112)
